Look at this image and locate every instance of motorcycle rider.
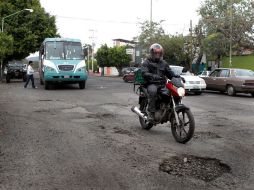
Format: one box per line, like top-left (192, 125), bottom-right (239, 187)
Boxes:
top-left (140, 43), bottom-right (178, 122)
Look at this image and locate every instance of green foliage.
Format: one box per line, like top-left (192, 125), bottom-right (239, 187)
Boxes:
top-left (96, 44), bottom-right (110, 67)
top-left (136, 20), bottom-right (165, 55)
top-left (158, 35), bottom-right (188, 66)
top-left (0, 0), bottom-right (59, 62)
top-left (199, 0), bottom-right (254, 55)
top-left (96, 44), bottom-right (131, 69)
top-left (136, 20), bottom-right (194, 69)
top-left (0, 33), bottom-right (13, 59)
top-left (203, 32), bottom-right (227, 60)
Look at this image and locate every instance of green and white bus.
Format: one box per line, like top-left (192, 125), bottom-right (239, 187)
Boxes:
top-left (39, 38), bottom-right (88, 89)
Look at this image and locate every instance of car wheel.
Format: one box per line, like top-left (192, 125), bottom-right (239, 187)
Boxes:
top-left (227, 85), bottom-right (235, 96)
top-left (194, 91), bottom-right (202, 95)
top-left (79, 81), bottom-right (86, 89)
top-left (6, 74), bottom-right (10, 83)
top-left (45, 81), bottom-right (50, 90)
top-left (251, 93), bottom-right (254, 97)
top-left (123, 76), bottom-right (128, 82)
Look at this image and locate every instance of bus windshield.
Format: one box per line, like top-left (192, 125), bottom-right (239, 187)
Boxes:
top-left (45, 41), bottom-right (83, 60)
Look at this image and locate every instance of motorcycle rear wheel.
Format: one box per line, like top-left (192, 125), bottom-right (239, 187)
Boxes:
top-left (139, 98), bottom-right (153, 130)
top-left (171, 109), bottom-right (195, 144)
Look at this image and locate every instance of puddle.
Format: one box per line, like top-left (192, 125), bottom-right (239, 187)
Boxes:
top-left (159, 154), bottom-right (231, 182)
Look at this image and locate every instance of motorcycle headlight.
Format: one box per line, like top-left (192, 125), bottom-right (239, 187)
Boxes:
top-left (177, 87), bottom-right (185, 97)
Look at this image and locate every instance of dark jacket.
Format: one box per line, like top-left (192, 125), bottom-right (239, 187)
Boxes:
top-left (141, 58), bottom-right (176, 85)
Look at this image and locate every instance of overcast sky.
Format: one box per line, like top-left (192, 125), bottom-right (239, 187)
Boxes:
top-left (39, 0), bottom-right (203, 47)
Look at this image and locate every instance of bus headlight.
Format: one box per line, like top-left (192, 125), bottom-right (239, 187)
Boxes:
top-left (177, 87), bottom-right (185, 97)
top-left (77, 66), bottom-right (86, 72)
top-left (45, 66), bottom-right (56, 72)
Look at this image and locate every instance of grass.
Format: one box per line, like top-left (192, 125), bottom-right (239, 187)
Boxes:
top-left (221, 55), bottom-right (254, 70)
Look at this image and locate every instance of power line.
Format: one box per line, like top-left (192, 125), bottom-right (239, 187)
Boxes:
top-left (56, 15), bottom-right (137, 25)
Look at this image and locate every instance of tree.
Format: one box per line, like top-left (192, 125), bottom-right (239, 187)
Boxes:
top-left (96, 44), bottom-right (131, 76)
top-left (0, 0), bottom-right (59, 64)
top-left (135, 20), bottom-right (165, 56)
top-left (0, 33), bottom-right (13, 80)
top-left (203, 32), bottom-right (227, 60)
top-left (158, 35), bottom-right (191, 68)
top-left (108, 46), bottom-right (132, 74)
top-left (199, 0), bottom-right (254, 56)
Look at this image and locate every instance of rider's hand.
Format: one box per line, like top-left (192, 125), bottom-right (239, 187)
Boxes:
top-left (181, 77), bottom-right (186, 83)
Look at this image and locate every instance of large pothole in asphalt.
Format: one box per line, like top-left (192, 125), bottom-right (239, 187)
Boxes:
top-left (194, 131), bottom-right (221, 140)
top-left (159, 155), bottom-right (231, 182)
top-left (87, 113), bottom-right (114, 119)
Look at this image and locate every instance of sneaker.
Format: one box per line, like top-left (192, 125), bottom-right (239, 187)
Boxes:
top-left (33, 86), bottom-right (37, 89)
top-left (24, 86), bottom-right (27, 88)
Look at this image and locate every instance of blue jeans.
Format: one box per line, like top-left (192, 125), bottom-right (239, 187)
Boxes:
top-left (24, 74), bottom-right (35, 88)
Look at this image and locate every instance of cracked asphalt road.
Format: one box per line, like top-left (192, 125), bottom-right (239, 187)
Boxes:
top-left (0, 74), bottom-right (254, 190)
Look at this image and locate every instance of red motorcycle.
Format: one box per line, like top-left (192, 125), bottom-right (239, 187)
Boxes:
top-left (131, 77), bottom-right (195, 144)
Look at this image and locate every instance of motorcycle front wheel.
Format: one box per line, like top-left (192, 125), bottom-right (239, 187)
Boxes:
top-left (171, 109), bottom-right (195, 144)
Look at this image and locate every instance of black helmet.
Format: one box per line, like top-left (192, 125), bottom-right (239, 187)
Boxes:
top-left (149, 43), bottom-right (163, 62)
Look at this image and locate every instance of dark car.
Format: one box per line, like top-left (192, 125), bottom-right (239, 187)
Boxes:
top-left (121, 67), bottom-right (137, 76)
top-left (4, 63), bottom-right (27, 83)
top-left (123, 70), bottom-right (135, 82)
top-left (122, 67), bottom-right (137, 82)
top-left (201, 68), bottom-right (254, 97)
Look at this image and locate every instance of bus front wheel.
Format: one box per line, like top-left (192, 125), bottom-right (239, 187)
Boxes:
top-left (45, 81), bottom-right (50, 90)
top-left (79, 81), bottom-right (86, 89)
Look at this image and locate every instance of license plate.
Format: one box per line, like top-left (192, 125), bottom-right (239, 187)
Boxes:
top-left (64, 75), bottom-right (69, 78)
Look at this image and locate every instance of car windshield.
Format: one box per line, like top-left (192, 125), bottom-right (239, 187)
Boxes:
top-left (170, 66), bottom-right (183, 75)
top-left (234, 69), bottom-right (254, 77)
top-left (45, 41), bottom-right (83, 60)
top-left (8, 64), bottom-right (25, 68)
top-left (181, 71), bottom-right (192, 76)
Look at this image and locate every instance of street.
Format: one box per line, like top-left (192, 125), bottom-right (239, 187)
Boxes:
top-left (0, 74), bottom-right (254, 190)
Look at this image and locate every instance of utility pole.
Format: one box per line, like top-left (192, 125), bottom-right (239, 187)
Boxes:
top-left (87, 45), bottom-right (90, 72)
top-left (229, 0), bottom-right (233, 67)
top-left (150, 0), bottom-right (153, 25)
top-left (89, 29), bottom-right (97, 72)
top-left (189, 19), bottom-right (193, 72)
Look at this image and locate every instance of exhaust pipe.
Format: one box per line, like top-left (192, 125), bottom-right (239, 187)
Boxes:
top-left (131, 106), bottom-right (147, 120)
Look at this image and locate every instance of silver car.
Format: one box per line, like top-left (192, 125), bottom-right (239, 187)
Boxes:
top-left (170, 65), bottom-right (207, 95)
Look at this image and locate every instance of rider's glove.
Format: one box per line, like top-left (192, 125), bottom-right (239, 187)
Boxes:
top-left (181, 77), bottom-right (186, 83)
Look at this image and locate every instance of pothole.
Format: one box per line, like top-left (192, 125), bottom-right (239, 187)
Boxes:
top-left (87, 113), bottom-right (114, 119)
top-left (194, 131), bottom-right (221, 139)
top-left (113, 127), bottom-right (134, 137)
top-left (159, 155), bottom-right (231, 182)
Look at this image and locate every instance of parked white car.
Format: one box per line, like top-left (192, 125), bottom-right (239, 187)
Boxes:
top-left (170, 65), bottom-right (207, 95)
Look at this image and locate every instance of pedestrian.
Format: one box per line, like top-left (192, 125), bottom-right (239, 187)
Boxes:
top-left (24, 61), bottom-right (37, 89)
